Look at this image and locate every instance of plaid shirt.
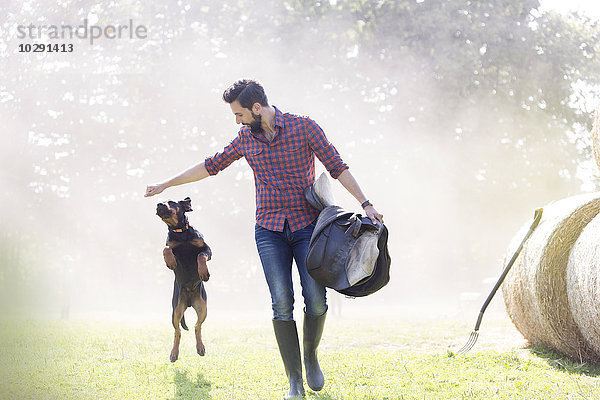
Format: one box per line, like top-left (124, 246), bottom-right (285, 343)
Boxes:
top-left (204, 107), bottom-right (348, 232)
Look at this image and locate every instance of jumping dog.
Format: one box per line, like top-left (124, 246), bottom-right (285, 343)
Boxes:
top-left (156, 197), bottom-right (211, 362)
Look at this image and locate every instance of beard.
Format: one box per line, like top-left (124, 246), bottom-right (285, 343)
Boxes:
top-left (245, 112), bottom-right (263, 134)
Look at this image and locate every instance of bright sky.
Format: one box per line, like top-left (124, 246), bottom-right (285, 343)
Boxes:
top-left (540, 0), bottom-right (600, 19)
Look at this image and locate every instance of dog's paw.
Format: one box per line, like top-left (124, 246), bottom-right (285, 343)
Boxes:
top-left (170, 350), bottom-right (179, 362)
top-left (198, 267), bottom-right (210, 281)
top-left (163, 247), bottom-right (177, 269)
top-left (197, 345), bottom-right (206, 356)
top-left (166, 262), bottom-right (176, 270)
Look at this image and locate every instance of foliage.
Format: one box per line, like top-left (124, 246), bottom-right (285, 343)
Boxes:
top-left (2, 0), bottom-right (599, 202)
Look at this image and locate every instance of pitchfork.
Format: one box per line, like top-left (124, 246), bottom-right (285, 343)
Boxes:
top-left (451, 207), bottom-right (543, 356)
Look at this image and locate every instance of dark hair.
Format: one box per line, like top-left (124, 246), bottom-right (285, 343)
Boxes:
top-left (222, 79), bottom-right (269, 110)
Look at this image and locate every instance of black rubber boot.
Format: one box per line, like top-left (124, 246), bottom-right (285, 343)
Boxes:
top-left (273, 320), bottom-right (305, 399)
top-left (303, 311), bottom-right (326, 391)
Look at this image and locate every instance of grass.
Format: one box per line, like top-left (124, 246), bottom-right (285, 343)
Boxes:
top-left (2, 316), bottom-right (600, 399)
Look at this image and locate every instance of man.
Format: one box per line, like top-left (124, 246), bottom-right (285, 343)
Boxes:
top-left (145, 79), bottom-right (383, 399)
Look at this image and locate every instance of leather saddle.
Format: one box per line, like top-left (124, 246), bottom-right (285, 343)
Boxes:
top-left (304, 173), bottom-right (391, 297)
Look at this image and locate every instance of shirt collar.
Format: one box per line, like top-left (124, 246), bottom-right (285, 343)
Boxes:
top-left (273, 106), bottom-right (284, 130)
top-left (245, 106), bottom-right (284, 141)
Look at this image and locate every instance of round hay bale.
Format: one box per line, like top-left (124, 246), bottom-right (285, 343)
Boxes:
top-left (592, 106), bottom-right (600, 172)
top-left (502, 193), bottom-right (600, 362)
top-left (567, 213), bottom-right (600, 359)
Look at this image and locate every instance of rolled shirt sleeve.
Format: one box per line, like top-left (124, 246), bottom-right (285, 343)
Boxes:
top-left (204, 134), bottom-right (243, 176)
top-left (305, 118), bottom-right (348, 179)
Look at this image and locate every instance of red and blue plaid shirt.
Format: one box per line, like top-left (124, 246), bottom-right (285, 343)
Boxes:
top-left (205, 107), bottom-right (348, 232)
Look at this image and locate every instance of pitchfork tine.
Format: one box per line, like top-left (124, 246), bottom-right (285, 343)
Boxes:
top-left (455, 331), bottom-right (479, 355)
top-left (450, 208), bottom-right (543, 357)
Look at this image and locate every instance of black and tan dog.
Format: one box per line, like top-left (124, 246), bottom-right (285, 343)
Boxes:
top-left (156, 197), bottom-right (212, 362)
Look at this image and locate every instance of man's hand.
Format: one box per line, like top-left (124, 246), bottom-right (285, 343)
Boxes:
top-left (336, 170), bottom-right (384, 224)
top-left (145, 183), bottom-right (167, 197)
top-left (364, 205), bottom-right (384, 225)
top-left (144, 162), bottom-right (210, 198)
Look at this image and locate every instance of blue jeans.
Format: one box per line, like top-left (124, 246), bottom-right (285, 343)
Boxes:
top-left (255, 220), bottom-right (327, 321)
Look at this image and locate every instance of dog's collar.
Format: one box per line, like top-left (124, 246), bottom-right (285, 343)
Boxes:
top-left (169, 224), bottom-right (189, 233)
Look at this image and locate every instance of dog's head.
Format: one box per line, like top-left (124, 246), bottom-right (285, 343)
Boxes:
top-left (156, 197), bottom-right (193, 229)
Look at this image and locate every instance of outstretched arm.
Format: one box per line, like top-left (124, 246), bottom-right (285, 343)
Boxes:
top-left (337, 169), bottom-right (384, 224)
top-left (145, 162), bottom-right (210, 197)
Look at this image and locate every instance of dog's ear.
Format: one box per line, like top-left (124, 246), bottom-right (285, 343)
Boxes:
top-left (180, 197), bottom-right (193, 212)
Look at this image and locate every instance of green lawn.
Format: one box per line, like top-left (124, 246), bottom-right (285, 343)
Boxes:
top-left (1, 316), bottom-right (600, 399)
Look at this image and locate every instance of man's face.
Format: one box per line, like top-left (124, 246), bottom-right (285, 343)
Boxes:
top-left (230, 100), bottom-right (263, 134)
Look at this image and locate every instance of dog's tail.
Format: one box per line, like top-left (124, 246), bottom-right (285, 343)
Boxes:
top-left (171, 309), bottom-right (189, 331)
top-left (172, 280), bottom-right (189, 331)
top-left (181, 315), bottom-right (189, 330)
